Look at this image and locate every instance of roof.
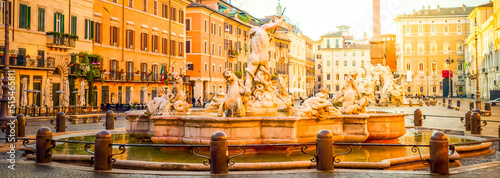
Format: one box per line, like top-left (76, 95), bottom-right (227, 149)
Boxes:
top-left (321, 31), bottom-right (343, 37)
top-left (187, 2), bottom-right (252, 28)
top-left (396, 5), bottom-right (476, 19)
top-left (477, 2), bottom-right (493, 8)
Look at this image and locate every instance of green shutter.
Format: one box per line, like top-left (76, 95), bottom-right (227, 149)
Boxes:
top-left (61, 14), bottom-right (65, 33)
top-left (54, 12), bottom-right (56, 31)
top-left (27, 6), bottom-right (31, 29)
top-left (19, 4), bottom-right (25, 28)
top-left (84, 20), bottom-right (88, 39)
top-left (90, 21), bottom-right (94, 39)
top-left (71, 16), bottom-right (76, 35)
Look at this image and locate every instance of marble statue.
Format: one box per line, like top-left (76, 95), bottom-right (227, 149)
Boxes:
top-left (293, 97), bottom-right (340, 119)
top-left (276, 75), bottom-right (293, 111)
top-left (333, 71), bottom-right (368, 114)
top-left (145, 93), bottom-right (173, 116)
top-left (128, 86), bottom-right (134, 105)
top-left (170, 72), bottom-right (192, 112)
top-left (242, 15), bottom-right (284, 115)
top-left (205, 88), bottom-right (226, 110)
top-left (218, 69), bottom-right (247, 117)
top-left (315, 87), bottom-right (329, 100)
top-left (142, 87), bottom-right (148, 105)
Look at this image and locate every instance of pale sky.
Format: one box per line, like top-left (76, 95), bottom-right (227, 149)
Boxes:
top-left (229, 0), bottom-right (491, 40)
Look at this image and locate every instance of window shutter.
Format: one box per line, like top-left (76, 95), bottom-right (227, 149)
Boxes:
top-left (61, 14), bottom-right (65, 33)
top-left (84, 20), bottom-right (88, 39)
top-left (116, 27), bottom-right (119, 46)
top-left (110, 26), bottom-right (113, 45)
top-left (90, 21), bottom-right (94, 39)
top-left (54, 12), bottom-right (56, 31)
top-left (27, 6), bottom-right (31, 29)
top-left (19, 5), bottom-right (25, 28)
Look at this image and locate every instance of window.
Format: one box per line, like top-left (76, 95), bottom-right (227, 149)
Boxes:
top-left (204, 20), bottom-right (207, 32)
top-left (71, 16), bottom-right (77, 35)
top-left (458, 62), bottom-right (463, 71)
top-left (141, 63), bottom-right (148, 80)
top-left (170, 40), bottom-right (176, 56)
top-left (38, 8), bottom-right (45, 32)
top-left (352, 60), bottom-right (356, 66)
top-left (162, 3), bottom-right (168, 18)
top-left (444, 26), bottom-right (449, 34)
top-left (126, 30), bottom-right (134, 49)
top-left (420, 86), bottom-right (424, 93)
top-left (418, 26), bottom-right (423, 35)
top-left (204, 63), bottom-right (208, 71)
top-left (405, 26), bottom-right (410, 36)
top-left (336, 85), bottom-right (339, 91)
top-left (54, 12), bottom-right (63, 32)
top-left (407, 86), bottom-right (411, 93)
top-left (178, 10), bottom-right (184, 24)
top-left (406, 63), bottom-right (411, 71)
top-left (418, 63), bottom-right (424, 71)
top-left (170, 7), bottom-right (176, 21)
top-left (443, 42), bottom-right (449, 53)
top-left (152, 35), bottom-right (158, 52)
top-left (418, 43), bottom-right (424, 54)
top-left (433, 86), bottom-right (437, 93)
top-left (432, 62), bottom-right (437, 71)
top-left (211, 43), bottom-right (215, 55)
top-left (352, 52), bottom-right (356, 56)
top-left (186, 41), bottom-right (191, 53)
top-left (19, 4), bottom-right (31, 29)
top-left (431, 26), bottom-right (436, 35)
top-left (431, 43), bottom-right (437, 54)
top-left (327, 60), bottom-right (330, 66)
top-left (456, 42), bottom-right (463, 53)
top-left (344, 61), bottom-right (347, 66)
top-left (361, 51), bottom-right (364, 56)
top-left (457, 25), bottom-right (462, 34)
top-left (110, 26), bottom-right (119, 46)
top-left (178, 42), bottom-right (183, 56)
top-left (405, 44), bottom-right (411, 55)
top-left (129, 0), bottom-right (134, 8)
top-left (219, 65), bottom-right (222, 73)
top-left (186, 19), bottom-right (190, 31)
top-left (126, 61), bottom-right (133, 80)
top-left (326, 39), bottom-right (330, 48)
top-left (110, 60), bottom-right (118, 80)
top-left (327, 74), bottom-right (330, 80)
top-left (94, 22), bottom-right (102, 43)
top-left (335, 39), bottom-right (339, 48)
top-left (140, 33), bottom-right (148, 51)
top-left (204, 41), bottom-right (207, 54)
top-left (162, 38), bottom-right (168, 54)
top-left (143, 0), bottom-right (147, 12)
top-left (153, 64), bottom-right (158, 80)
top-left (153, 1), bottom-right (158, 15)
top-left (335, 61), bottom-right (339, 66)
top-left (84, 19), bottom-right (94, 40)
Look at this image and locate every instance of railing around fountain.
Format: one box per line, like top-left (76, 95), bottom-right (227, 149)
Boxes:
top-left (4, 127), bottom-right (500, 175)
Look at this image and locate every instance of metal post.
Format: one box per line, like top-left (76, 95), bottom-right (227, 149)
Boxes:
top-left (474, 18), bottom-right (481, 112)
top-left (17, 114), bottom-right (26, 137)
top-left (0, 0), bottom-right (11, 129)
top-left (316, 129), bottom-right (334, 171)
top-left (465, 111), bottom-right (472, 131)
top-left (94, 130), bottom-right (113, 170)
top-left (442, 98), bottom-right (445, 107)
top-left (456, 100), bottom-right (460, 109)
top-left (430, 131), bottom-right (449, 175)
top-left (210, 131), bottom-right (228, 174)
top-left (54, 112), bottom-right (66, 132)
top-left (470, 102), bottom-right (474, 111)
top-left (414, 109), bottom-right (422, 127)
top-left (106, 110), bottom-right (115, 130)
top-left (498, 124), bottom-right (500, 152)
top-left (471, 112), bottom-right (481, 134)
top-left (36, 127), bottom-right (53, 163)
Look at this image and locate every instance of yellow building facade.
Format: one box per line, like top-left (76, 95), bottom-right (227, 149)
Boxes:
top-left (0, 0), bottom-right (93, 113)
top-left (90, 0), bottom-right (189, 107)
top-left (395, 5), bottom-right (474, 97)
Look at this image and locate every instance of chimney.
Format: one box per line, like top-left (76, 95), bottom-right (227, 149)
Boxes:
top-left (462, 4), bottom-right (466, 11)
top-left (437, 5), bottom-right (440, 12)
top-left (373, 0), bottom-right (381, 37)
top-left (428, 5), bottom-right (430, 10)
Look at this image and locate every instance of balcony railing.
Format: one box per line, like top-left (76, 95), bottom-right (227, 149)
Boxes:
top-left (46, 32), bottom-right (77, 48)
top-left (1, 56), bottom-right (54, 68)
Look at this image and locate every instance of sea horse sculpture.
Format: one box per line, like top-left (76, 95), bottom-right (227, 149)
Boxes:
top-left (218, 69), bottom-right (247, 117)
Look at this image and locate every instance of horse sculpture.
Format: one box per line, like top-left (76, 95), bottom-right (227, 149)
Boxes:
top-left (218, 69), bottom-right (247, 117)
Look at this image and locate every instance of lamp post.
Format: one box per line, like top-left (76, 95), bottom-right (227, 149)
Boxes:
top-left (446, 48), bottom-right (454, 109)
top-left (0, 0), bottom-right (10, 129)
top-left (474, 18), bottom-right (481, 112)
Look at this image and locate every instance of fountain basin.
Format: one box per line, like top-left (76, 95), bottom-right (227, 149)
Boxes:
top-left (145, 112), bottom-right (406, 145)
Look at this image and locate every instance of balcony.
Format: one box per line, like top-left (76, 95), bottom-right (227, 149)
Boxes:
top-left (228, 50), bottom-right (239, 58)
top-left (0, 55), bottom-right (54, 69)
top-left (46, 32), bottom-right (77, 48)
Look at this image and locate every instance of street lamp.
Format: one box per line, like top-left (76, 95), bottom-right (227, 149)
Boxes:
top-left (446, 56), bottom-right (454, 109)
top-left (474, 18), bottom-right (481, 112)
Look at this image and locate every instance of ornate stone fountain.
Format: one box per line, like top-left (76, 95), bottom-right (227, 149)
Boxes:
top-left (127, 16), bottom-right (407, 144)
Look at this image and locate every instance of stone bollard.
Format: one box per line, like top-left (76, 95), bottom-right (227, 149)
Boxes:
top-left (430, 131), bottom-right (449, 175)
top-left (6, 117), bottom-right (17, 142)
top-left (448, 99), bottom-right (452, 109)
top-left (414, 109), bottom-right (422, 127)
top-left (210, 131), bottom-right (228, 174)
top-left (409, 100), bottom-right (413, 107)
top-left (498, 124), bottom-right (500, 152)
top-left (471, 112), bottom-right (482, 134)
top-left (464, 111), bottom-right (472, 131)
top-left (17, 114), bottom-right (26, 138)
top-left (106, 110), bottom-right (115, 130)
top-left (470, 102), bottom-right (474, 111)
top-left (442, 98), bottom-right (446, 107)
top-left (51, 112), bottom-right (66, 132)
top-left (36, 127), bottom-right (53, 163)
top-left (94, 130), bottom-right (113, 171)
top-left (316, 129), bottom-right (334, 171)
top-left (456, 100), bottom-right (460, 108)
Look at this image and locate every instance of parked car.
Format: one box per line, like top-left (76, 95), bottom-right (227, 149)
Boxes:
top-left (489, 98), bottom-right (500, 106)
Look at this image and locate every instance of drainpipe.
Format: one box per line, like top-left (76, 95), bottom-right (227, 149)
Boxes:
top-left (69, 0), bottom-right (71, 35)
top-left (11, 0), bottom-right (15, 40)
top-left (209, 12), bottom-right (214, 95)
top-left (168, 0), bottom-right (171, 76)
top-left (122, 0), bottom-right (124, 62)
